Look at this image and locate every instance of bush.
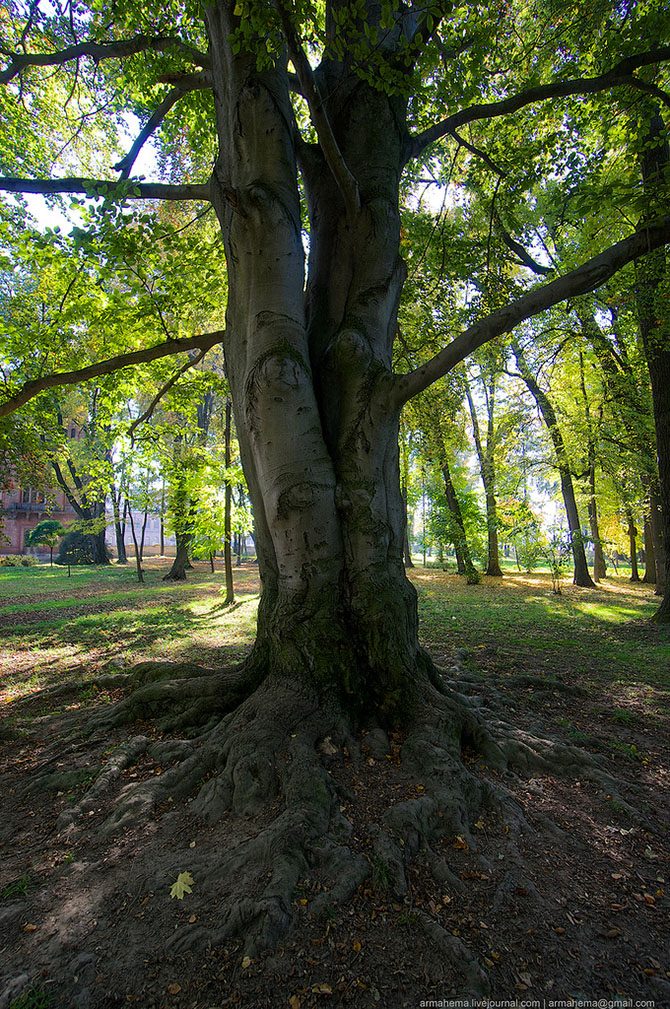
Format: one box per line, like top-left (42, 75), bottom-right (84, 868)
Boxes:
top-left (56, 531), bottom-right (96, 565)
top-left (0, 554), bottom-right (39, 567)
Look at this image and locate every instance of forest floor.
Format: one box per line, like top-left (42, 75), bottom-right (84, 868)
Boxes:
top-left (0, 561), bottom-right (669, 1009)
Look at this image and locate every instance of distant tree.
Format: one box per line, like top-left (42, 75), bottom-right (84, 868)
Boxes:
top-left (26, 519), bottom-right (65, 566)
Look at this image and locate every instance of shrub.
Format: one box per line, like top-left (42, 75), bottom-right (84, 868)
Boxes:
top-left (0, 554), bottom-right (39, 567)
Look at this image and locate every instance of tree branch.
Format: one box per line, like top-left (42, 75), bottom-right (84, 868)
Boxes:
top-left (0, 331), bottom-right (224, 418)
top-left (0, 34), bottom-right (210, 85)
top-left (394, 217), bottom-right (670, 404)
top-left (128, 348), bottom-right (210, 438)
top-left (275, 1), bottom-right (361, 218)
top-left (114, 72), bottom-right (212, 178)
top-left (494, 213), bottom-right (553, 274)
top-left (0, 176), bottom-right (211, 201)
top-left (408, 48), bottom-right (670, 157)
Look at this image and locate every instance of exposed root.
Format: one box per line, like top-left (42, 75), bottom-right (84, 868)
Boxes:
top-left (35, 655), bottom-right (645, 993)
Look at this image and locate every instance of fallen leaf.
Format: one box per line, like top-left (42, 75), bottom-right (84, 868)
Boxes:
top-left (474, 819), bottom-right (485, 830)
top-left (169, 871), bottom-right (194, 900)
top-left (167, 983), bottom-right (181, 995)
top-left (241, 956), bottom-right (252, 969)
top-left (289, 997), bottom-right (301, 1009)
top-left (453, 836), bottom-right (468, 851)
top-left (352, 940), bottom-right (362, 952)
top-left (605, 928), bottom-right (622, 939)
top-left (22, 923), bottom-right (38, 933)
top-left (188, 914), bottom-right (197, 923)
top-left (553, 927), bottom-right (565, 935)
top-left (311, 983), bottom-right (333, 995)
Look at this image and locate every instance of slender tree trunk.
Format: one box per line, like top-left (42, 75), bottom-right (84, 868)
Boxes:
top-left (441, 461), bottom-right (478, 583)
top-left (627, 514), bottom-right (641, 582)
top-left (465, 380), bottom-right (502, 577)
top-left (223, 398), bottom-right (234, 605)
top-left (643, 513), bottom-right (657, 583)
top-left (111, 482), bottom-right (128, 564)
top-left (512, 342), bottom-right (595, 588)
top-left (579, 355), bottom-right (606, 581)
top-left (126, 503), bottom-right (144, 584)
top-left (139, 501), bottom-right (150, 563)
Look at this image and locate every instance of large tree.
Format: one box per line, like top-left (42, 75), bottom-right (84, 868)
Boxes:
top-left (1, 0), bottom-right (670, 962)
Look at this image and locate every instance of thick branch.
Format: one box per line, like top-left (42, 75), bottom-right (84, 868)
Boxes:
top-left (394, 218), bottom-right (670, 404)
top-left (0, 176), bottom-right (211, 201)
top-left (275, 2), bottom-right (360, 217)
top-left (0, 331), bottom-right (224, 418)
top-left (409, 49), bottom-right (670, 157)
top-left (0, 34), bottom-right (210, 85)
top-left (114, 72), bottom-right (212, 178)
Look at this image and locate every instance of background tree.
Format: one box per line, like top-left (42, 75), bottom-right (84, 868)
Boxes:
top-left (25, 518), bottom-right (65, 566)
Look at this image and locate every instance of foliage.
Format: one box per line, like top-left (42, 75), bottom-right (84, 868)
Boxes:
top-left (0, 554), bottom-right (38, 567)
top-left (56, 528), bottom-right (99, 566)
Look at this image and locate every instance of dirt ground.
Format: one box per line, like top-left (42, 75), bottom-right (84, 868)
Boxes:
top-left (1, 566), bottom-right (668, 1009)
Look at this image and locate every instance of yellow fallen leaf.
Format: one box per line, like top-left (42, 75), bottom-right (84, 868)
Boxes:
top-left (474, 818), bottom-right (485, 829)
top-left (289, 997), bottom-right (301, 1009)
top-left (22, 923), bottom-right (38, 933)
top-left (311, 983), bottom-right (333, 995)
top-left (167, 983), bottom-right (181, 995)
top-left (241, 956), bottom-right (252, 969)
top-left (453, 835), bottom-right (468, 850)
top-left (297, 897), bottom-right (308, 906)
top-left (352, 939), bottom-right (362, 952)
top-left (169, 871), bottom-right (194, 900)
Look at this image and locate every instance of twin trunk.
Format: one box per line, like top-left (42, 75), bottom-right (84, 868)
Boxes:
top-left (205, 9), bottom-right (425, 718)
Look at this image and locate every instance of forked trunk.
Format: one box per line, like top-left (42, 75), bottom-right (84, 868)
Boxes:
top-left (206, 7), bottom-right (426, 719)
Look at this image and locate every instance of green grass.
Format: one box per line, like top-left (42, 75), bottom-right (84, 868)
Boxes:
top-left (414, 569), bottom-right (669, 690)
top-left (0, 562), bottom-right (667, 709)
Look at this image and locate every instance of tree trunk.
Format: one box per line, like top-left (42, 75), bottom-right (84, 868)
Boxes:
top-left (111, 482), bottom-right (128, 564)
top-left (401, 482), bottom-right (414, 568)
top-left (441, 461), bottom-right (478, 583)
top-left (627, 514), bottom-right (641, 582)
top-left (223, 398), bottom-right (234, 605)
top-left (637, 108), bottom-right (670, 620)
top-left (512, 343), bottom-right (595, 588)
top-left (465, 379), bottom-right (502, 577)
top-left (643, 513), bottom-right (656, 584)
top-left (164, 532), bottom-right (191, 582)
top-left (205, 7), bottom-right (427, 718)
top-left (127, 502), bottom-right (144, 584)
